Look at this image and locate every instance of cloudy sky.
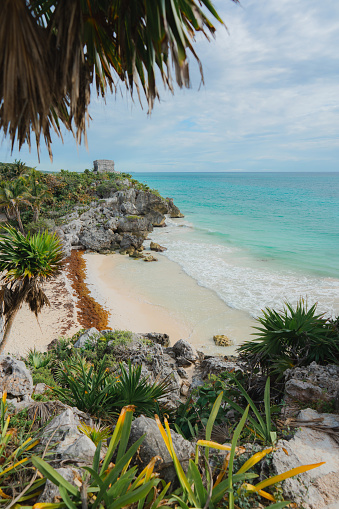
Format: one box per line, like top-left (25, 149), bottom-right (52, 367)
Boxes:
top-left (1, 0), bottom-right (339, 172)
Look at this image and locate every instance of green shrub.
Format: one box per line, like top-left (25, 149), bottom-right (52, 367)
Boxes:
top-left (25, 218), bottom-right (56, 234)
top-left (52, 356), bottom-right (171, 418)
top-left (238, 299), bottom-right (339, 375)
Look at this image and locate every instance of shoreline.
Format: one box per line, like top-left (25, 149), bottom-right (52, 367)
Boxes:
top-left (84, 251), bottom-right (257, 355)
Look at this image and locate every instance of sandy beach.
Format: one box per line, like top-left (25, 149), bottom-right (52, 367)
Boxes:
top-left (6, 272), bottom-right (80, 356)
top-left (84, 250), bottom-right (257, 356)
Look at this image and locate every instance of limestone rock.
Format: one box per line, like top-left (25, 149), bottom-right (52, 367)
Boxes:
top-left (117, 216), bottom-right (152, 233)
top-left (145, 211), bottom-right (166, 227)
top-left (74, 328), bottom-right (101, 348)
top-left (0, 356), bottom-right (33, 398)
top-left (285, 379), bottom-right (325, 403)
top-left (213, 335), bottom-right (233, 347)
top-left (41, 408), bottom-right (96, 464)
top-left (172, 339), bottom-right (198, 363)
top-left (144, 255), bottom-right (158, 262)
top-left (34, 383), bottom-right (47, 395)
top-left (272, 409), bottom-right (339, 509)
top-left (143, 333), bottom-right (170, 347)
top-left (200, 357), bottom-right (244, 379)
top-left (284, 363), bottom-right (339, 401)
top-left (127, 415), bottom-right (195, 486)
top-left (79, 227), bottom-right (115, 251)
top-left (150, 242), bottom-right (167, 252)
top-left (38, 467), bottom-right (82, 503)
top-left (177, 367), bottom-right (189, 379)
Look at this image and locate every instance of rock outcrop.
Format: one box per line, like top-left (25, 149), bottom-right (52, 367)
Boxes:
top-left (127, 415), bottom-right (195, 486)
top-left (273, 409), bottom-right (339, 509)
top-left (58, 183), bottom-right (184, 255)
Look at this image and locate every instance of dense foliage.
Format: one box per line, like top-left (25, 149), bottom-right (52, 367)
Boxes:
top-left (238, 299), bottom-right (339, 376)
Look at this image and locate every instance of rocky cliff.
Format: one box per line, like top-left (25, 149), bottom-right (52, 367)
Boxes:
top-left (56, 179), bottom-right (183, 256)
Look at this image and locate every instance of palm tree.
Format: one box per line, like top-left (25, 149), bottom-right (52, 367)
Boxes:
top-left (0, 179), bottom-right (32, 234)
top-left (23, 169), bottom-right (53, 222)
top-left (0, 226), bottom-right (64, 354)
top-left (0, 0), bottom-right (235, 159)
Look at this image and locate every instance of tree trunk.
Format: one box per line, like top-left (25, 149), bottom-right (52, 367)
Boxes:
top-left (0, 311), bottom-right (19, 355)
top-left (15, 207), bottom-right (25, 235)
top-left (33, 207), bottom-right (39, 222)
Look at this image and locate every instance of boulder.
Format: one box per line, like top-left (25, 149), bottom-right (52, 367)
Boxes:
top-left (144, 255), bottom-right (158, 262)
top-left (41, 408), bottom-right (96, 465)
top-left (74, 327), bottom-right (101, 348)
top-left (120, 233), bottom-right (145, 250)
top-left (117, 216), bottom-right (152, 233)
top-left (0, 356), bottom-right (33, 398)
top-left (150, 242), bottom-right (167, 252)
top-left (78, 227), bottom-right (115, 251)
top-left (143, 332), bottom-right (170, 347)
top-left (272, 409), bottom-right (339, 509)
top-left (213, 335), bottom-right (233, 347)
top-left (285, 379), bottom-right (325, 403)
top-left (284, 363), bottom-right (339, 402)
top-left (172, 339), bottom-right (198, 363)
top-left (145, 211), bottom-right (166, 227)
top-left (200, 357), bottom-right (244, 379)
top-left (127, 415), bottom-right (195, 486)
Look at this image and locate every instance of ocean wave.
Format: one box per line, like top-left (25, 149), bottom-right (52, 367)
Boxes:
top-left (150, 230), bottom-right (339, 318)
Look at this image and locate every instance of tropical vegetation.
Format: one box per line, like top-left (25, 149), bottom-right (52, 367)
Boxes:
top-left (0, 0), bottom-right (236, 158)
top-left (237, 299), bottom-right (339, 376)
top-left (0, 225), bottom-right (64, 353)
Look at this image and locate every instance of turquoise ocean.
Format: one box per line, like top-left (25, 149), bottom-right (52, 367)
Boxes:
top-left (131, 172), bottom-right (339, 318)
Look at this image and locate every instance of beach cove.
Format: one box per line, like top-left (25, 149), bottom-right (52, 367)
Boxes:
top-left (84, 250), bottom-right (256, 356)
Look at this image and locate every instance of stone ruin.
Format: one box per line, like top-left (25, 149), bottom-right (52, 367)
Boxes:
top-left (93, 159), bottom-right (116, 173)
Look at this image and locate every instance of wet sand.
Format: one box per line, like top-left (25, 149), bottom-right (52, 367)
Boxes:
top-left (84, 251), bottom-right (256, 356)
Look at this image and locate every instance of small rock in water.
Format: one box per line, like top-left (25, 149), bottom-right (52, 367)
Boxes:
top-left (213, 335), bottom-right (232, 346)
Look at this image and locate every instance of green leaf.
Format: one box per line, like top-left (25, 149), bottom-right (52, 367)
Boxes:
top-left (31, 457), bottom-right (78, 498)
top-left (205, 390), bottom-right (223, 460)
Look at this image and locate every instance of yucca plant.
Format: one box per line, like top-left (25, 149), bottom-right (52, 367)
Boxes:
top-left (238, 299), bottom-right (339, 373)
top-left (53, 355), bottom-right (112, 415)
top-left (32, 405), bottom-right (170, 509)
top-left (0, 225), bottom-right (64, 354)
top-left (156, 392), bottom-right (324, 508)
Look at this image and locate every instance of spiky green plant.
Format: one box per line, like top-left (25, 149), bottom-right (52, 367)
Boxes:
top-left (32, 406), bottom-right (169, 509)
top-left (238, 299), bottom-right (339, 373)
top-left (0, 225), bottom-right (64, 354)
top-left (156, 392), bottom-right (324, 508)
top-left (27, 347), bottom-right (51, 369)
top-left (78, 422), bottom-right (111, 447)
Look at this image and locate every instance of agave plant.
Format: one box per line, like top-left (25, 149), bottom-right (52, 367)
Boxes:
top-left (27, 347), bottom-right (51, 369)
top-left (238, 299), bottom-right (339, 373)
top-left (156, 392), bottom-right (324, 508)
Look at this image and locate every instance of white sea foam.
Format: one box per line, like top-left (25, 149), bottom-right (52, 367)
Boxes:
top-left (151, 220), bottom-right (339, 318)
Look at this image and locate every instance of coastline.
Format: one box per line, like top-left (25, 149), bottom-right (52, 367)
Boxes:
top-left (83, 251), bottom-right (257, 355)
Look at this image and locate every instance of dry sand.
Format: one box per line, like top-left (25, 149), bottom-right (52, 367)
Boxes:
top-left (6, 272), bottom-right (80, 356)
